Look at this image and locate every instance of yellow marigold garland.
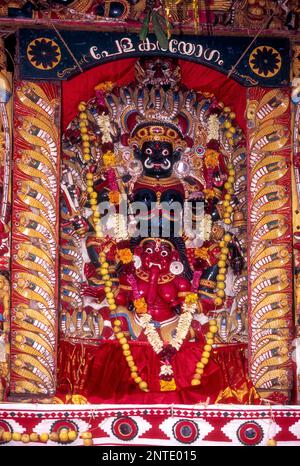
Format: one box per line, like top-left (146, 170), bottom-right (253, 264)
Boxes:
top-left (204, 149), bottom-right (219, 168)
top-left (103, 150), bottom-right (116, 167)
top-left (94, 81), bottom-right (114, 93)
top-left (133, 297), bottom-right (148, 314)
top-left (194, 247), bottom-right (209, 261)
top-left (108, 190), bottom-right (120, 205)
top-left (116, 248), bottom-right (133, 264)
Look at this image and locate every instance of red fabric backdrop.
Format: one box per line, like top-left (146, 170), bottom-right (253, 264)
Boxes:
top-left (62, 58), bottom-right (247, 132)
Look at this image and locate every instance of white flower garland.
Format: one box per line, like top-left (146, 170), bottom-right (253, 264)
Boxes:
top-left (207, 114), bottom-right (220, 142)
top-left (199, 213), bottom-right (212, 242)
top-left (159, 364), bottom-right (174, 377)
top-left (139, 301), bottom-right (198, 355)
top-left (97, 113), bottom-right (113, 143)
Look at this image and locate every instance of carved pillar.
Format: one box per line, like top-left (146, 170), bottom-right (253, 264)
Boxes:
top-left (247, 87), bottom-right (294, 403)
top-left (291, 43), bottom-right (300, 403)
top-left (0, 37), bottom-right (12, 401)
top-left (9, 81), bottom-right (60, 397)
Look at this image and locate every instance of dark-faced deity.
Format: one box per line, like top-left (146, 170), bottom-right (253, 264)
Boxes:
top-left (130, 123), bottom-right (185, 179)
top-left (138, 140), bottom-right (174, 178)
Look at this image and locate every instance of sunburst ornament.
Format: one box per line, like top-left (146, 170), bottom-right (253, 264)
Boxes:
top-left (249, 46), bottom-right (282, 78)
top-left (27, 38), bottom-right (61, 71)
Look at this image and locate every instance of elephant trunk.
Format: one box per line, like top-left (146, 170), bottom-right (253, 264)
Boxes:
top-left (147, 266), bottom-right (160, 305)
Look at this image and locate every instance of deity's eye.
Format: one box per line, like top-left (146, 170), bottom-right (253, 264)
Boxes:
top-left (145, 247), bottom-right (153, 254)
top-left (162, 64), bottom-right (169, 70)
top-left (162, 149), bottom-right (169, 156)
top-left (145, 148), bottom-right (153, 155)
top-left (161, 250), bottom-right (168, 257)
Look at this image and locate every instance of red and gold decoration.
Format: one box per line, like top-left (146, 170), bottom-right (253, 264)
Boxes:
top-left (0, 1), bottom-right (299, 37)
top-left (247, 88), bottom-right (293, 403)
top-left (0, 37), bottom-right (12, 401)
top-left (9, 81), bottom-right (60, 396)
top-left (292, 43), bottom-right (300, 404)
top-left (0, 0), bottom-right (298, 424)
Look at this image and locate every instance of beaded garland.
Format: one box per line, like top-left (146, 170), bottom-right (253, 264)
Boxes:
top-left (0, 428), bottom-right (93, 446)
top-left (79, 100), bottom-right (149, 391)
top-left (78, 99), bottom-right (235, 392)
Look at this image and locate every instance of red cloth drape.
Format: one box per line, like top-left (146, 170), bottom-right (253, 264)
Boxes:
top-left (57, 340), bottom-right (259, 404)
top-left (62, 59), bottom-right (246, 132)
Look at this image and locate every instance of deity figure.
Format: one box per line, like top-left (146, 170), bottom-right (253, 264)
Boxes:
top-left (59, 56), bottom-right (255, 403)
top-left (116, 237), bottom-right (192, 324)
top-left (234, 0), bottom-right (286, 30)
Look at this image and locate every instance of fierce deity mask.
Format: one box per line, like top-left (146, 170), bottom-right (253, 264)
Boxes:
top-left (134, 238), bottom-right (180, 275)
top-left (129, 124), bottom-right (185, 178)
top-left (135, 57), bottom-right (181, 90)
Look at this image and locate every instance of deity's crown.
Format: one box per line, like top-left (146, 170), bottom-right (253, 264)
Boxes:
top-left (105, 86), bottom-right (195, 149)
top-left (129, 122), bottom-right (185, 149)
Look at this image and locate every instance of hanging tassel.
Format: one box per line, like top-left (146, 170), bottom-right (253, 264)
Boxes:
top-left (152, 10), bottom-right (169, 49)
top-left (139, 9), bottom-right (151, 41)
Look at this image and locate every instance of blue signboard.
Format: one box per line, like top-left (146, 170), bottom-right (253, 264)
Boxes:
top-left (18, 29), bottom-right (290, 87)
